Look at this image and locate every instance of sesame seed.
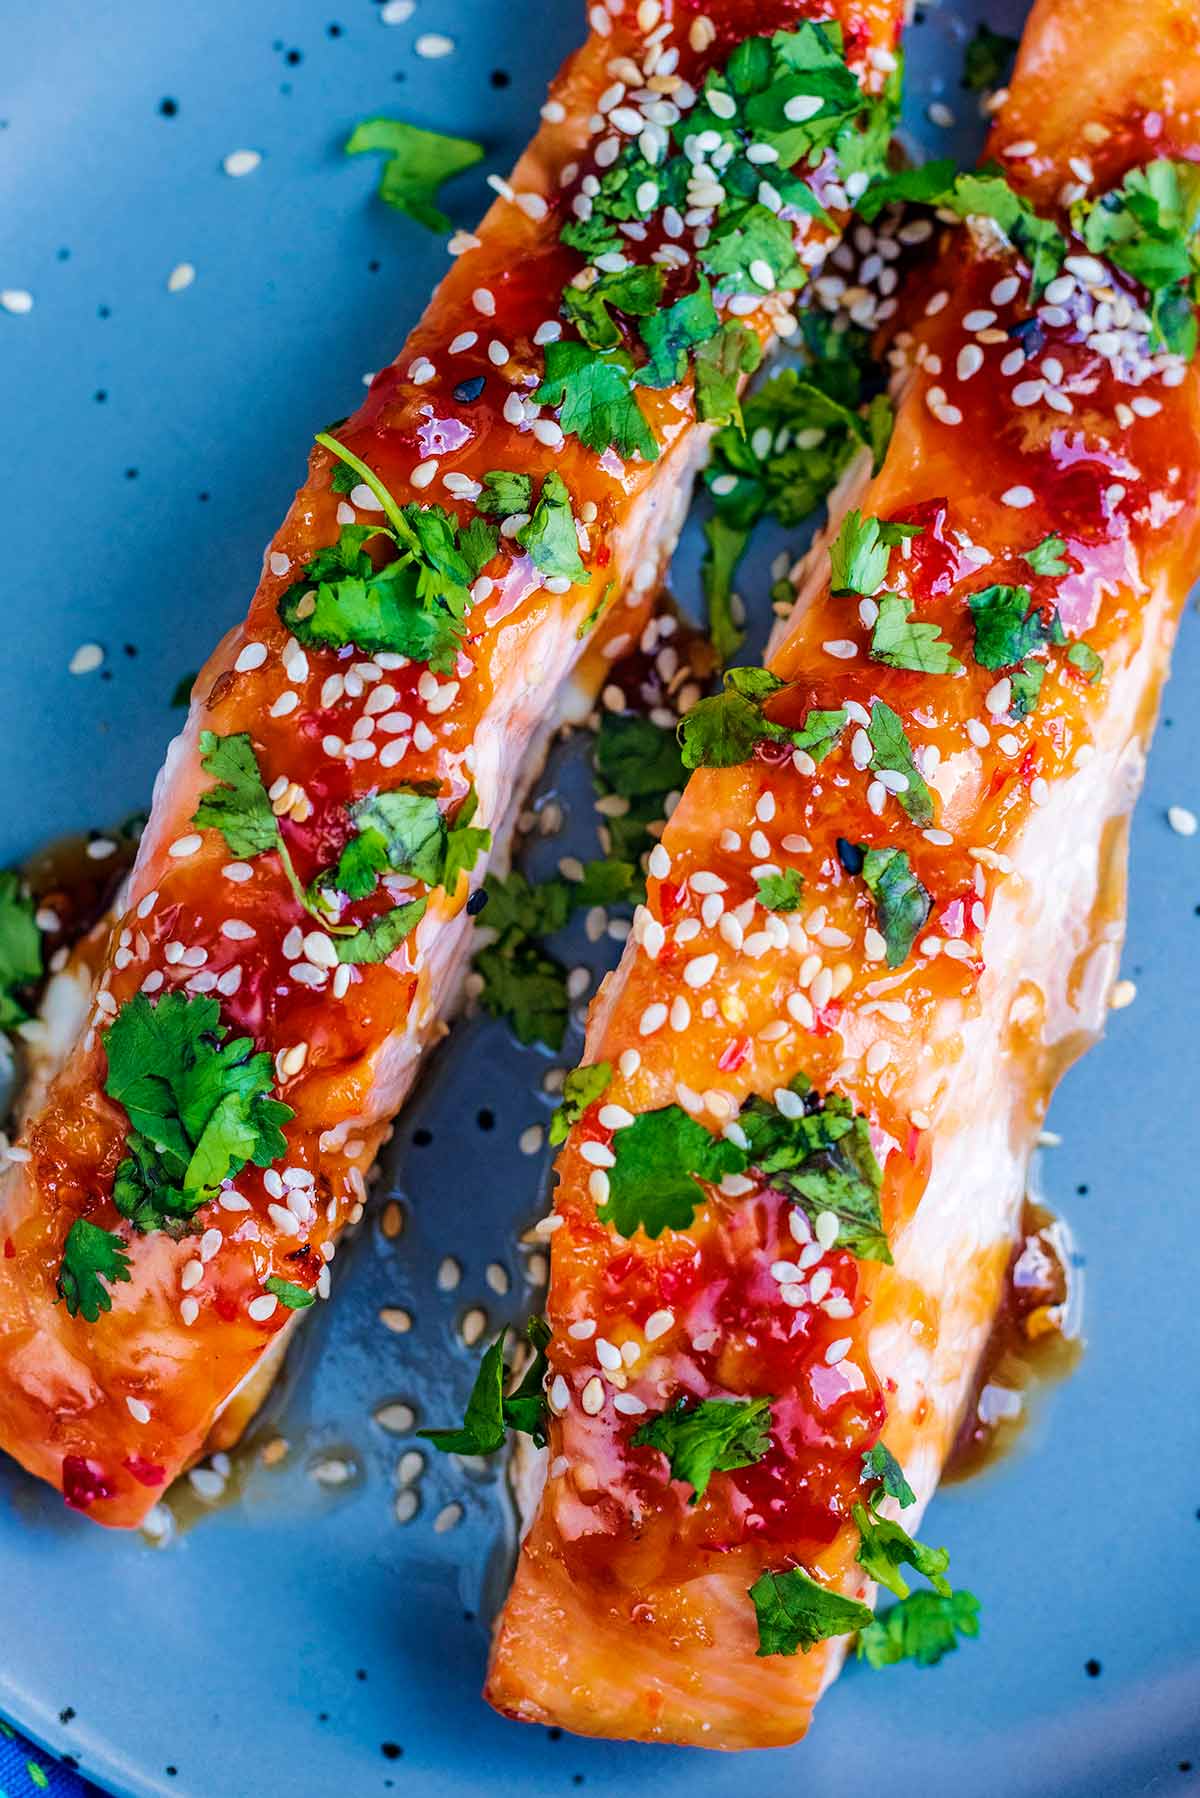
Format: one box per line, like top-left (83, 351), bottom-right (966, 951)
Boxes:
top-left (168, 833), bottom-right (202, 858)
top-left (825, 1337), bottom-right (851, 1365)
top-left (783, 93), bottom-right (823, 123)
top-left (415, 31), bottom-right (455, 57)
top-left (639, 1002), bottom-right (667, 1036)
top-left (1168, 804), bottom-right (1197, 837)
top-left (613, 1393), bottom-right (647, 1416)
top-left (223, 148), bottom-right (261, 177)
top-left (411, 459), bottom-right (438, 488)
top-left (684, 952), bottom-right (718, 989)
top-left (519, 1124), bottom-right (545, 1155)
top-left (644, 1309), bottom-right (674, 1340)
top-left (472, 287), bottom-right (497, 316)
top-left (669, 996), bottom-right (690, 1031)
top-left (1001, 485), bottom-right (1034, 508)
top-left (581, 1377), bottom-right (605, 1415)
top-left (248, 1293), bottom-right (278, 1322)
top-left (1110, 978), bottom-right (1137, 1010)
top-left (166, 263), bottom-right (195, 293)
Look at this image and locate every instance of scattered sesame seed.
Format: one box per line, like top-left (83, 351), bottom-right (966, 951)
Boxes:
top-left (69, 641), bottom-right (105, 676)
top-left (1110, 978), bottom-right (1137, 1010)
top-left (223, 149), bottom-right (261, 177)
top-left (1168, 804), bottom-right (1197, 837)
top-left (415, 32), bottom-right (455, 58)
top-left (1001, 485), bottom-right (1034, 509)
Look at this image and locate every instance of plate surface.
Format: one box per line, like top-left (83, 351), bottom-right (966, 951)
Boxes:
top-left (2, 2), bottom-right (1199, 1794)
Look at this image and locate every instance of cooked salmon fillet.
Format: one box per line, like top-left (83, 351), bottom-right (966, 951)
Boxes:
top-left (487, 0), bottom-right (1200, 1746)
top-left (0, 0), bottom-right (904, 1525)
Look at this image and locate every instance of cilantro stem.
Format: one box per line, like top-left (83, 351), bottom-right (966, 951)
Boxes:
top-left (314, 431), bottom-right (410, 540)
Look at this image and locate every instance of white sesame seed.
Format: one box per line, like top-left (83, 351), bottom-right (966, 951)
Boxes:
top-left (825, 1337), bottom-right (851, 1365)
top-left (1001, 485), bottom-right (1034, 509)
top-left (223, 148), bottom-right (261, 177)
top-left (639, 1002), bottom-right (667, 1036)
top-left (1, 288), bottom-right (34, 315)
top-left (248, 1294), bottom-right (278, 1322)
top-left (415, 31), bottom-right (455, 57)
top-left (472, 287), bottom-right (496, 316)
top-left (613, 1393), bottom-right (647, 1416)
top-left (644, 1309), bottom-right (674, 1341)
top-left (234, 641), bottom-right (267, 673)
top-left (166, 263), bottom-right (195, 293)
top-left (581, 1377), bottom-right (605, 1415)
top-left (168, 833), bottom-right (202, 859)
top-left (684, 952), bottom-right (718, 989)
top-left (1168, 804), bottom-right (1197, 837)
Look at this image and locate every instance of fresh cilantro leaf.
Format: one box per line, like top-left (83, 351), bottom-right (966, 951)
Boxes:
top-left (532, 340), bottom-right (659, 461)
top-left (57, 1218), bottom-right (133, 1322)
top-left (594, 713), bottom-right (686, 801)
top-left (694, 320), bottom-right (763, 425)
top-left (549, 1061), bottom-right (612, 1146)
top-left (677, 667), bottom-right (786, 770)
top-left (334, 897), bottom-right (427, 963)
top-left (0, 870), bottom-right (42, 1030)
top-left (194, 730), bottom-right (279, 859)
top-left (637, 280), bottom-right (720, 389)
top-left (515, 471), bottom-right (587, 583)
top-left (103, 992), bottom-right (294, 1231)
top-left (738, 1085), bottom-right (890, 1263)
top-left (829, 511), bottom-right (920, 597)
top-left (969, 584), bottom-right (1059, 669)
top-left (599, 1104), bottom-right (745, 1238)
top-left (859, 162), bottom-right (1068, 297)
top-left (857, 1589), bottom-right (981, 1669)
top-left (962, 22), bottom-right (1017, 89)
top-left (344, 116), bottom-right (484, 233)
top-left (442, 789), bottom-right (491, 895)
top-left (264, 1276), bottom-right (315, 1310)
top-left (477, 470), bottom-right (533, 518)
top-left (420, 1319), bottom-right (551, 1453)
top-left (1025, 533), bottom-right (1069, 577)
top-left (632, 1395), bottom-right (773, 1502)
top-left (1074, 159), bottom-right (1200, 354)
top-left (853, 1501), bottom-right (951, 1601)
top-left (792, 707), bottom-right (849, 762)
top-left (1008, 661), bottom-right (1045, 720)
top-left (701, 514), bottom-right (751, 663)
top-left (700, 202), bottom-right (805, 294)
top-left (862, 1443), bottom-right (916, 1508)
top-left (867, 702), bottom-right (934, 827)
top-left (1067, 640), bottom-right (1103, 682)
top-left (474, 937), bottom-right (570, 1050)
top-left (756, 869), bottom-right (804, 911)
top-left (749, 1567), bottom-right (873, 1657)
top-left (870, 593), bottom-right (962, 674)
top-left (564, 264), bottom-right (665, 352)
top-left (861, 845), bottom-right (931, 968)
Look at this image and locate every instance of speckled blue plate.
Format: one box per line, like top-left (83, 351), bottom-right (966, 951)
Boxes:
top-left (2, 1), bottom-right (1199, 1793)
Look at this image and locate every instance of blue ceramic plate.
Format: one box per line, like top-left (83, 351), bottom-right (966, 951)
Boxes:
top-left (2, 2), bottom-right (1198, 1794)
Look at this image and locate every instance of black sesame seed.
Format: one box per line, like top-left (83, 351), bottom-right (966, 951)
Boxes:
top-left (368, 259), bottom-right (381, 274)
top-left (159, 98), bottom-right (178, 118)
top-left (490, 69), bottom-right (511, 87)
top-left (381, 1743), bottom-right (403, 1761)
top-left (98, 304), bottom-right (111, 319)
top-left (547, 1727), bottom-right (562, 1742)
top-left (476, 1108), bottom-right (495, 1131)
top-left (1008, 316), bottom-right (1045, 356)
top-left (94, 389), bottom-right (107, 403)
top-left (124, 467), bottom-right (139, 480)
top-left (355, 1668), bottom-right (368, 1681)
top-left (61, 1755), bottom-right (79, 1770)
top-left (413, 1127), bottom-right (433, 1147)
top-left (285, 47), bottom-right (302, 64)
top-left (836, 837), bottom-right (864, 875)
top-left (1180, 1762), bottom-right (1193, 1774)
top-left (465, 884), bottom-right (489, 914)
top-left (327, 21), bottom-right (343, 36)
top-left (57, 247), bottom-right (70, 261)
top-left (59, 1707), bottom-right (76, 1725)
top-left (1085, 1659), bottom-right (1102, 1677)
top-left (454, 375), bottom-right (487, 404)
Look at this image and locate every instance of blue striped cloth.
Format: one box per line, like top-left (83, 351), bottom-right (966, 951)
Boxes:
top-left (0, 1720), bottom-right (100, 1797)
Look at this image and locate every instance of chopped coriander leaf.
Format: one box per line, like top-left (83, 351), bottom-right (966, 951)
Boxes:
top-left (859, 162), bottom-right (1068, 298)
top-left (599, 1104), bottom-right (745, 1238)
top-left (420, 1318), bottom-right (551, 1453)
top-left (344, 116), bottom-right (484, 234)
top-left (1025, 532), bottom-right (1070, 577)
top-left (328, 786), bottom-right (447, 896)
top-left (334, 897), bottom-right (427, 963)
top-left (57, 1218), bottom-right (133, 1322)
top-left (1008, 660), bottom-right (1045, 720)
top-left (477, 470), bottom-right (533, 518)
top-left (962, 22), bottom-right (1018, 90)
top-left (0, 870), bottom-right (43, 1030)
top-left (738, 1083), bottom-right (890, 1263)
top-left (564, 264), bottom-right (665, 352)
top-left (193, 730), bottom-right (279, 859)
top-left (637, 281), bottom-right (720, 389)
top-left (1072, 159), bottom-right (1200, 355)
top-left (678, 679), bottom-right (777, 771)
top-left (700, 202), bottom-right (805, 294)
top-left (701, 515), bottom-right (751, 664)
top-left (103, 992), bottom-right (294, 1231)
top-left (593, 713), bottom-right (686, 863)
top-left (968, 583), bottom-right (1061, 670)
top-left (515, 471), bottom-right (587, 583)
top-left (853, 1501), bottom-right (951, 1601)
top-left (756, 869), bottom-right (804, 912)
top-left (532, 340), bottom-right (659, 461)
top-left (1067, 640), bottom-right (1104, 682)
top-left (861, 845), bottom-right (931, 969)
top-left (750, 1567), bottom-right (874, 1657)
top-left (829, 511), bottom-right (921, 597)
top-left (264, 1276), bottom-right (315, 1310)
top-left (866, 701), bottom-right (934, 827)
top-left (442, 789), bottom-right (491, 896)
top-left (693, 321), bottom-right (763, 426)
top-left (549, 1061), bottom-right (612, 1146)
top-left (792, 707), bottom-right (849, 762)
top-left (862, 1444), bottom-right (916, 1508)
top-left (632, 1395), bottom-right (774, 1502)
top-left (857, 1588), bottom-right (981, 1669)
top-left (870, 593), bottom-right (962, 675)
top-left (474, 937), bottom-right (570, 1049)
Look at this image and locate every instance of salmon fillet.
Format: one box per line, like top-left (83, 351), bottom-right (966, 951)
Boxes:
top-left (487, 0), bottom-right (1200, 1746)
top-left (0, 0), bottom-right (904, 1525)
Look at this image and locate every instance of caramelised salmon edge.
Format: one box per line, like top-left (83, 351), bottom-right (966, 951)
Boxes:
top-left (0, 0), bottom-right (905, 1527)
top-left (487, 0), bottom-right (1200, 1749)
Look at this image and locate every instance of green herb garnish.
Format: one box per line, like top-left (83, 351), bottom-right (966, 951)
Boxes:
top-left (549, 1061), bottom-right (613, 1146)
top-left (344, 116), bottom-right (484, 233)
top-left (861, 846), bottom-right (931, 968)
top-left (0, 870), bottom-right (42, 1030)
top-left (632, 1396), bottom-right (774, 1502)
top-left (750, 1567), bottom-right (874, 1657)
top-left (420, 1318), bottom-right (551, 1453)
top-left (57, 1219), bottom-right (133, 1322)
top-left (532, 340), bottom-right (659, 461)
